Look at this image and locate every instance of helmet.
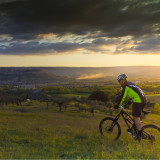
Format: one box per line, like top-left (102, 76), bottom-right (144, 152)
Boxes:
top-left (117, 74), bottom-right (127, 82)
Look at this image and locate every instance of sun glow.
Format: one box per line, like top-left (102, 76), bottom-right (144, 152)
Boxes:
top-left (1, 53), bottom-right (160, 67)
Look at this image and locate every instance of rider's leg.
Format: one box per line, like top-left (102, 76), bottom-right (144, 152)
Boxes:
top-left (132, 103), bottom-right (143, 129)
top-left (133, 117), bottom-right (142, 131)
top-left (132, 103), bottom-right (143, 141)
top-left (134, 117), bottom-right (142, 142)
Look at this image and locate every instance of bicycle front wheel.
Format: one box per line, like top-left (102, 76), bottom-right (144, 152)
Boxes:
top-left (142, 124), bottom-right (160, 143)
top-left (99, 117), bottom-right (121, 141)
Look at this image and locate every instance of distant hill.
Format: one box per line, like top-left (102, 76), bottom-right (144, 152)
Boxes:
top-left (43, 66), bottom-right (160, 81)
top-left (0, 66), bottom-right (160, 83)
top-left (0, 67), bottom-right (69, 84)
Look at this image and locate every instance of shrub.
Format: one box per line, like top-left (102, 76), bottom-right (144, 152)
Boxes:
top-left (88, 91), bottom-right (110, 105)
top-left (153, 103), bottom-right (160, 114)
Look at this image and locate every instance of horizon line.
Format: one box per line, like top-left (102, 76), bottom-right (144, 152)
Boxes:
top-left (0, 65), bottom-right (160, 68)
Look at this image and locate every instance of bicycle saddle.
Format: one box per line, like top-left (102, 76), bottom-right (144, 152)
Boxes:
top-left (142, 110), bottom-right (151, 115)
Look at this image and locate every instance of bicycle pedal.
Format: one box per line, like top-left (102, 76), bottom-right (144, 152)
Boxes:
top-left (127, 129), bottom-right (132, 135)
top-left (127, 131), bottom-right (132, 135)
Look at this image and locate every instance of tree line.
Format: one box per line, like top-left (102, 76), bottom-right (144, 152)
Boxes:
top-left (0, 85), bottom-right (158, 115)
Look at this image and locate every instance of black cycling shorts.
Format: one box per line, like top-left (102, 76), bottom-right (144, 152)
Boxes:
top-left (132, 103), bottom-right (145, 117)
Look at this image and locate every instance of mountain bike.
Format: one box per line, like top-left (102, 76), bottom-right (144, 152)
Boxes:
top-left (99, 100), bottom-right (160, 142)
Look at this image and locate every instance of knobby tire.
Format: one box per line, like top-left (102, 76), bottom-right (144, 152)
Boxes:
top-left (99, 117), bottom-right (121, 141)
top-left (142, 124), bottom-right (160, 143)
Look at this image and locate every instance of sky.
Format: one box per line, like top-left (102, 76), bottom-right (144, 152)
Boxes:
top-left (1, 0), bottom-right (160, 67)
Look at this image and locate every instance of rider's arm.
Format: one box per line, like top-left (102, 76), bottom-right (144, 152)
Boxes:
top-left (117, 86), bottom-right (128, 107)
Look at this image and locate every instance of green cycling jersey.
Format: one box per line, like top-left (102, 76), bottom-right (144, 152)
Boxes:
top-left (117, 82), bottom-right (146, 107)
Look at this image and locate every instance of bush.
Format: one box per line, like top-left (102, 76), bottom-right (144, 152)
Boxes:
top-left (88, 91), bottom-right (110, 105)
top-left (153, 103), bottom-right (160, 114)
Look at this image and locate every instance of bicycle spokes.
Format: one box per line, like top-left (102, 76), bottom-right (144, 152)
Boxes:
top-left (107, 127), bottom-right (113, 132)
top-left (105, 122), bottom-right (115, 133)
top-left (99, 117), bottom-right (121, 140)
top-left (142, 125), bottom-right (160, 143)
top-left (150, 135), bottom-right (155, 143)
top-left (142, 132), bottom-right (155, 142)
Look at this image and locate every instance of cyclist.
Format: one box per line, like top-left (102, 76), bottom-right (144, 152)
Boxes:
top-left (114, 74), bottom-right (147, 141)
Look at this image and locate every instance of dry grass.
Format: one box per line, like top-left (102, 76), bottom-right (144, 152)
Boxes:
top-left (0, 101), bottom-right (160, 159)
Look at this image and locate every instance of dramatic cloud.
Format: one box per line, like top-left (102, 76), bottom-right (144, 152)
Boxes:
top-left (0, 0), bottom-right (160, 55)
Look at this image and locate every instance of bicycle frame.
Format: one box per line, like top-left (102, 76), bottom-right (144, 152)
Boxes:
top-left (112, 102), bottom-right (138, 136)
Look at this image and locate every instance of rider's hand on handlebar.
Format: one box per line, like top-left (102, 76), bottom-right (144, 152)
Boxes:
top-left (114, 105), bottom-right (119, 109)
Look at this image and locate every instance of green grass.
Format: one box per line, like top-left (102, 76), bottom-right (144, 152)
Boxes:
top-left (65, 92), bottom-right (91, 97)
top-left (0, 101), bottom-right (160, 159)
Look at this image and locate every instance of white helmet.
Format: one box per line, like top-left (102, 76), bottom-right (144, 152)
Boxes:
top-left (117, 74), bottom-right (127, 82)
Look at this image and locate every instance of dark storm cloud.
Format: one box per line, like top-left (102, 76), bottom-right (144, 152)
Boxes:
top-left (0, 37), bottom-right (120, 55)
top-left (132, 36), bottom-right (160, 53)
top-left (0, 38), bottom-right (114, 55)
top-left (0, 0), bottom-right (160, 55)
top-left (1, 0), bottom-right (160, 37)
top-left (0, 41), bottom-right (81, 55)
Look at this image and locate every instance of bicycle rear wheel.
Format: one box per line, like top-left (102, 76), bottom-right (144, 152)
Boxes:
top-left (99, 117), bottom-right (121, 141)
top-left (142, 124), bottom-right (160, 143)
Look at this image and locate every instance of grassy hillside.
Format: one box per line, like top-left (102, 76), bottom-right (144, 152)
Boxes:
top-left (0, 101), bottom-right (160, 159)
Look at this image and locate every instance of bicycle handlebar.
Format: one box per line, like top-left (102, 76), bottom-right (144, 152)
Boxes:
top-left (119, 105), bottom-right (124, 110)
top-left (119, 99), bottom-right (132, 109)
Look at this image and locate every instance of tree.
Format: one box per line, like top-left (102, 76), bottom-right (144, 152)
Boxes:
top-left (16, 93), bottom-right (28, 110)
top-left (88, 91), bottom-right (110, 106)
top-left (0, 89), bottom-right (27, 111)
top-left (39, 93), bottom-right (52, 109)
top-left (75, 102), bottom-right (89, 113)
top-left (0, 92), bottom-right (8, 106)
top-left (52, 95), bottom-right (72, 112)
